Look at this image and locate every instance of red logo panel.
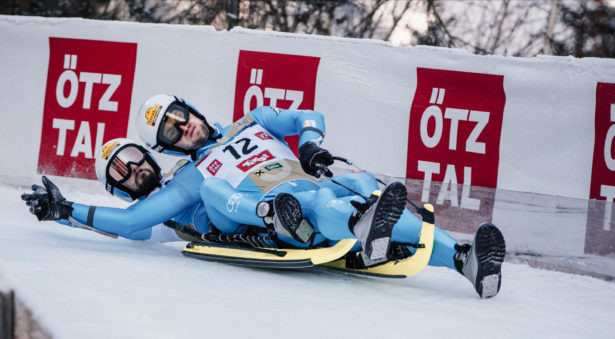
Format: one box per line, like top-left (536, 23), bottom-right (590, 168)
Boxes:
top-left (406, 68), bottom-right (505, 233)
top-left (207, 159), bottom-right (223, 176)
top-left (237, 150), bottom-right (275, 172)
top-left (589, 82), bottom-right (615, 200)
top-left (255, 131), bottom-right (273, 140)
top-left (37, 38), bottom-right (137, 179)
top-left (233, 51), bottom-right (320, 155)
top-left (585, 82), bottom-right (615, 255)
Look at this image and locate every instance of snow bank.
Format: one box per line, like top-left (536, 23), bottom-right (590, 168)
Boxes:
top-left (0, 184), bottom-right (614, 338)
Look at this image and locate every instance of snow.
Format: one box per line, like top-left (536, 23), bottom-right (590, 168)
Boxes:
top-left (1, 185), bottom-right (614, 338)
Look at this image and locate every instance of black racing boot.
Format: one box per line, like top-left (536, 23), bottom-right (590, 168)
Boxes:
top-left (256, 193), bottom-right (314, 244)
top-left (349, 182), bottom-right (407, 267)
top-left (454, 223), bottom-right (506, 299)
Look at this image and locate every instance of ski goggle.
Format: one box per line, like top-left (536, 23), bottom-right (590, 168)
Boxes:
top-left (157, 103), bottom-right (190, 146)
top-left (107, 145), bottom-right (147, 184)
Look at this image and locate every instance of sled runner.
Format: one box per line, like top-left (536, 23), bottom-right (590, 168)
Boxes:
top-left (182, 238), bottom-right (357, 269)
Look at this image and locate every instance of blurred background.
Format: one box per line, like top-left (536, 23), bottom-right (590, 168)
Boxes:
top-left (2, 0), bottom-right (615, 58)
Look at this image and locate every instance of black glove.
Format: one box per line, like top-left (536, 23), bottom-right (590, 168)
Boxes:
top-left (298, 142), bottom-right (334, 178)
top-left (21, 176), bottom-right (73, 221)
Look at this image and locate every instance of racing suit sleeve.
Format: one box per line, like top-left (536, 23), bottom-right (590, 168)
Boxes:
top-left (248, 106), bottom-right (326, 147)
top-left (67, 164), bottom-right (204, 240)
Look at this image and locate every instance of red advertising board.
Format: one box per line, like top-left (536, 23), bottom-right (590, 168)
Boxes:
top-left (589, 82), bottom-right (615, 200)
top-left (37, 38), bottom-right (137, 179)
top-left (406, 68), bottom-right (505, 233)
top-left (233, 51), bottom-right (320, 155)
top-left (586, 82), bottom-right (615, 255)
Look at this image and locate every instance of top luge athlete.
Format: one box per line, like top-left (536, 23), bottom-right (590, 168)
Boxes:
top-left (22, 94), bottom-right (506, 298)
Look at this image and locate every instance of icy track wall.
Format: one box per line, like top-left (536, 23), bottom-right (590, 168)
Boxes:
top-left (1, 15), bottom-right (614, 278)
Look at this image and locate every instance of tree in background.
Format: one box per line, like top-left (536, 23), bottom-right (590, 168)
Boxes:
top-left (2, 0), bottom-right (613, 58)
top-left (414, 0), bottom-right (615, 58)
top-left (414, 0), bottom-right (553, 56)
top-left (0, 0), bottom-right (420, 40)
top-left (552, 0), bottom-right (615, 57)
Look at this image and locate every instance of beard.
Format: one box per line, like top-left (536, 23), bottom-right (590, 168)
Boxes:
top-left (135, 169), bottom-right (159, 197)
top-left (193, 133), bottom-right (208, 149)
top-left (187, 124), bottom-right (209, 150)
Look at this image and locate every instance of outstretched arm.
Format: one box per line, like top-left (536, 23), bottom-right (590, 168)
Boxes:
top-left (72, 165), bottom-right (204, 239)
top-left (69, 181), bottom-right (196, 239)
top-left (22, 165), bottom-right (204, 240)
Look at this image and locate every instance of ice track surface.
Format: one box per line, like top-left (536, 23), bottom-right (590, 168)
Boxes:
top-left (1, 185), bottom-right (614, 339)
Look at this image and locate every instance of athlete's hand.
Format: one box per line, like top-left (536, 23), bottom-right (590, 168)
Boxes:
top-left (21, 176), bottom-right (73, 221)
top-left (298, 142), bottom-right (334, 178)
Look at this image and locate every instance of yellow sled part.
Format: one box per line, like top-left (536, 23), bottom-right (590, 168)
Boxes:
top-left (322, 206), bottom-right (435, 278)
top-left (182, 238), bottom-right (357, 268)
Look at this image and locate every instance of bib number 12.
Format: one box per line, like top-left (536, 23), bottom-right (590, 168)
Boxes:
top-left (223, 138), bottom-right (258, 160)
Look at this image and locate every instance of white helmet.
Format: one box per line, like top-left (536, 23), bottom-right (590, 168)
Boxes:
top-left (95, 138), bottom-right (161, 202)
top-left (135, 94), bottom-right (216, 158)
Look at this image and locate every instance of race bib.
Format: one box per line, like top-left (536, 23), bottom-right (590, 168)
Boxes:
top-left (196, 124), bottom-right (298, 188)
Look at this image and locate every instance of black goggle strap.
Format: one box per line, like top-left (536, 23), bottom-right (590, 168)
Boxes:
top-left (151, 143), bottom-right (165, 153)
top-left (175, 98), bottom-right (210, 132)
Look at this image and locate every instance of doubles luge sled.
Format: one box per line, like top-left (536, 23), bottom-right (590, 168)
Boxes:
top-left (181, 204), bottom-right (435, 278)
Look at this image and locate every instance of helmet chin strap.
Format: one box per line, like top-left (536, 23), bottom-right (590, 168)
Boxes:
top-left (189, 149), bottom-right (198, 161)
top-left (197, 114), bottom-right (219, 142)
top-left (208, 123), bottom-right (220, 140)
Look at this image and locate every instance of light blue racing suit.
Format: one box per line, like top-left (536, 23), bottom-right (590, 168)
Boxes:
top-left (191, 107), bottom-right (458, 269)
top-left (66, 106), bottom-right (458, 269)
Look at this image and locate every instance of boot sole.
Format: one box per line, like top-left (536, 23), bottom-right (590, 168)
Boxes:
top-left (364, 182), bottom-right (407, 261)
top-left (474, 223), bottom-right (506, 298)
top-left (273, 193), bottom-right (313, 243)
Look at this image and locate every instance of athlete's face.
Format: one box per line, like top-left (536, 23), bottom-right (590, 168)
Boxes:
top-left (123, 161), bottom-right (157, 193)
top-left (174, 113), bottom-right (209, 151)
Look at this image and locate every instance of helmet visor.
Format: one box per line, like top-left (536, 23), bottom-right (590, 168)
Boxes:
top-left (107, 145), bottom-right (147, 183)
top-left (157, 104), bottom-right (190, 146)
